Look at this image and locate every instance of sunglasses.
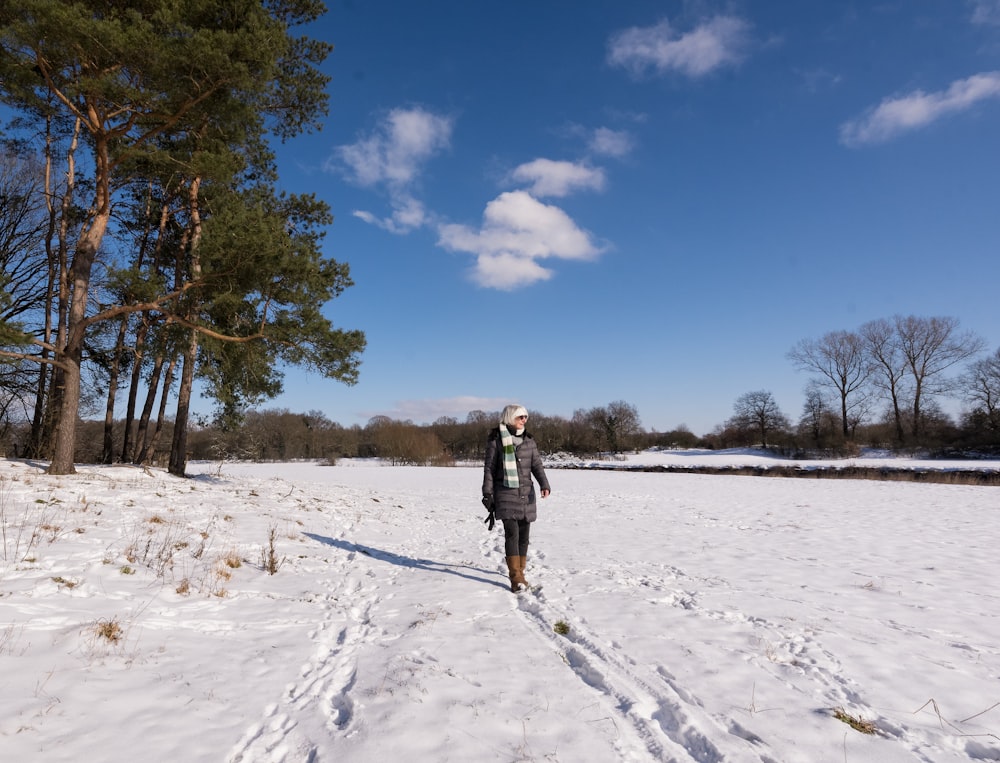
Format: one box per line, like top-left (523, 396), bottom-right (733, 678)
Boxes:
top-left (515, 415), bottom-right (528, 421)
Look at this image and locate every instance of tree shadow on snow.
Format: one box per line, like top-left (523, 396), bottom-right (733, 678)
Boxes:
top-left (303, 532), bottom-right (509, 591)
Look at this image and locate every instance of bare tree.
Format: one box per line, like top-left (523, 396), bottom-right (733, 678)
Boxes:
top-left (610, 400), bottom-right (643, 453)
top-left (797, 382), bottom-right (837, 447)
top-left (0, 152), bottom-right (49, 442)
top-left (859, 318), bottom-right (910, 444)
top-left (960, 347), bottom-right (1000, 432)
top-left (586, 400), bottom-right (642, 454)
top-left (788, 330), bottom-right (870, 439)
top-left (729, 390), bottom-right (789, 448)
top-left (893, 315), bottom-right (985, 441)
top-left (0, 152), bottom-right (49, 326)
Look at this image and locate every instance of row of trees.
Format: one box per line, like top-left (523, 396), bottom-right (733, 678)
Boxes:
top-left (708, 314), bottom-right (998, 454)
top-left (190, 315), bottom-right (995, 462)
top-left (2, 334), bottom-right (998, 464)
top-left (0, 1), bottom-right (363, 475)
top-left (0, 400), bottom-right (675, 465)
top-left (4, 308), bottom-right (1000, 464)
top-left (781, 315), bottom-right (995, 451)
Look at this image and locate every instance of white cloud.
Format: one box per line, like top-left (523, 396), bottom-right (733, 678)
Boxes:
top-left (509, 158), bottom-right (606, 197)
top-left (332, 106), bottom-right (452, 232)
top-left (840, 71), bottom-right (1000, 147)
top-left (351, 209), bottom-right (378, 226)
top-left (335, 107), bottom-right (452, 186)
top-left (607, 16), bottom-right (751, 78)
top-left (469, 252), bottom-right (555, 290)
top-left (971, 0), bottom-right (1000, 24)
top-left (561, 124), bottom-right (636, 158)
top-left (437, 190), bottom-right (601, 290)
top-left (588, 127), bottom-right (634, 158)
top-left (351, 194), bottom-right (428, 234)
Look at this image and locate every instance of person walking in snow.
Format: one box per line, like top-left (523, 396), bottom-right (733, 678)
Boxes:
top-left (482, 404), bottom-right (551, 592)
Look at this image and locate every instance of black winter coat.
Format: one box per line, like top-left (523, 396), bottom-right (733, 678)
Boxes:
top-left (482, 427), bottom-right (550, 522)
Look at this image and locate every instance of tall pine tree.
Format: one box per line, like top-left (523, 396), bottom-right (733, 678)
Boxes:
top-left (0, 1), bottom-right (363, 474)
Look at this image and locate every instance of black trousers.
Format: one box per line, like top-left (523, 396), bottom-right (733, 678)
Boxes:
top-left (501, 518), bottom-right (531, 557)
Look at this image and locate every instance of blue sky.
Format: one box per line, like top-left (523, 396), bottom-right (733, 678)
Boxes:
top-left (255, 0), bottom-right (1000, 435)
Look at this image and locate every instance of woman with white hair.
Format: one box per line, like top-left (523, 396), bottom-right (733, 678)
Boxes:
top-left (482, 404), bottom-right (551, 592)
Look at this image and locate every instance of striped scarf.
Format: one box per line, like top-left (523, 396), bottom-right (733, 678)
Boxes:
top-left (499, 424), bottom-right (519, 488)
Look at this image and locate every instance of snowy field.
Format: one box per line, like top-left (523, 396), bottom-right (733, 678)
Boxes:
top-left (1, 453), bottom-right (999, 762)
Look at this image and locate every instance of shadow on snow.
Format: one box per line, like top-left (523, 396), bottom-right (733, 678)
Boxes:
top-left (303, 532), bottom-right (509, 591)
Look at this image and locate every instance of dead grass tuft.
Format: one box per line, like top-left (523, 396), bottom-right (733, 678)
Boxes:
top-left (261, 525), bottom-right (285, 575)
top-left (221, 548), bottom-right (242, 569)
top-left (94, 617), bottom-right (124, 644)
top-left (833, 707), bottom-right (878, 734)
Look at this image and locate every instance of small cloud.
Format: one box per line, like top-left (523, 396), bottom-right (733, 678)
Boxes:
top-left (560, 123), bottom-right (637, 158)
top-left (588, 127), bottom-right (634, 158)
top-left (437, 190), bottom-right (602, 290)
top-left (795, 67), bottom-right (843, 94)
top-left (970, 0), bottom-right (1000, 25)
top-left (607, 16), bottom-right (751, 78)
top-left (351, 194), bottom-right (429, 234)
top-left (509, 158), bottom-right (606, 197)
top-left (334, 106), bottom-right (452, 187)
top-left (352, 209), bottom-right (378, 225)
top-left (331, 106), bottom-right (453, 232)
top-left (840, 71), bottom-right (1000, 146)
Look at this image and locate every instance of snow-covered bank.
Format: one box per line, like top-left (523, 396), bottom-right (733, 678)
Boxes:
top-left (551, 446), bottom-right (1000, 472)
top-left (2, 456), bottom-right (999, 761)
top-left (548, 448), bottom-right (1000, 485)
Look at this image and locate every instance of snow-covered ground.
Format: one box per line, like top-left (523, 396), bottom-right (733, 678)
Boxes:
top-left (1, 452), bottom-right (999, 762)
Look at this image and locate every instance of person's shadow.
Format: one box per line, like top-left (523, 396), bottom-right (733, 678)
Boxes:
top-left (304, 533), bottom-right (509, 591)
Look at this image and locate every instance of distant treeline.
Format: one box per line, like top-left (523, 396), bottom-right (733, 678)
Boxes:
top-left (0, 401), bottom-right (668, 465)
top-left (4, 304), bottom-right (1000, 469)
top-left (2, 391), bottom-right (998, 467)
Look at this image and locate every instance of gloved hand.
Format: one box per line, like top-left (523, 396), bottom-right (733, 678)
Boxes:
top-left (482, 494), bottom-right (496, 530)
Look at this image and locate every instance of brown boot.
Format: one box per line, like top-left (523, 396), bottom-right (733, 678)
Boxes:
top-left (506, 556), bottom-right (522, 592)
top-left (519, 555), bottom-right (529, 589)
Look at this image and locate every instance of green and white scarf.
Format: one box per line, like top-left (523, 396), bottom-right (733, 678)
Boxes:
top-left (499, 424), bottom-right (519, 488)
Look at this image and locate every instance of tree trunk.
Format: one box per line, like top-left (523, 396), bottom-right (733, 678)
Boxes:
top-left (102, 315), bottom-right (130, 463)
top-left (169, 334), bottom-right (197, 476)
top-left (136, 353), bottom-right (175, 465)
top-left (911, 383), bottom-right (923, 441)
top-left (28, 117), bottom-right (78, 460)
top-left (48, 132), bottom-right (111, 475)
top-left (133, 349), bottom-right (164, 464)
top-left (890, 390), bottom-right (905, 444)
top-left (167, 176), bottom-right (203, 477)
top-left (120, 320), bottom-right (145, 462)
top-left (47, 359), bottom-right (80, 474)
